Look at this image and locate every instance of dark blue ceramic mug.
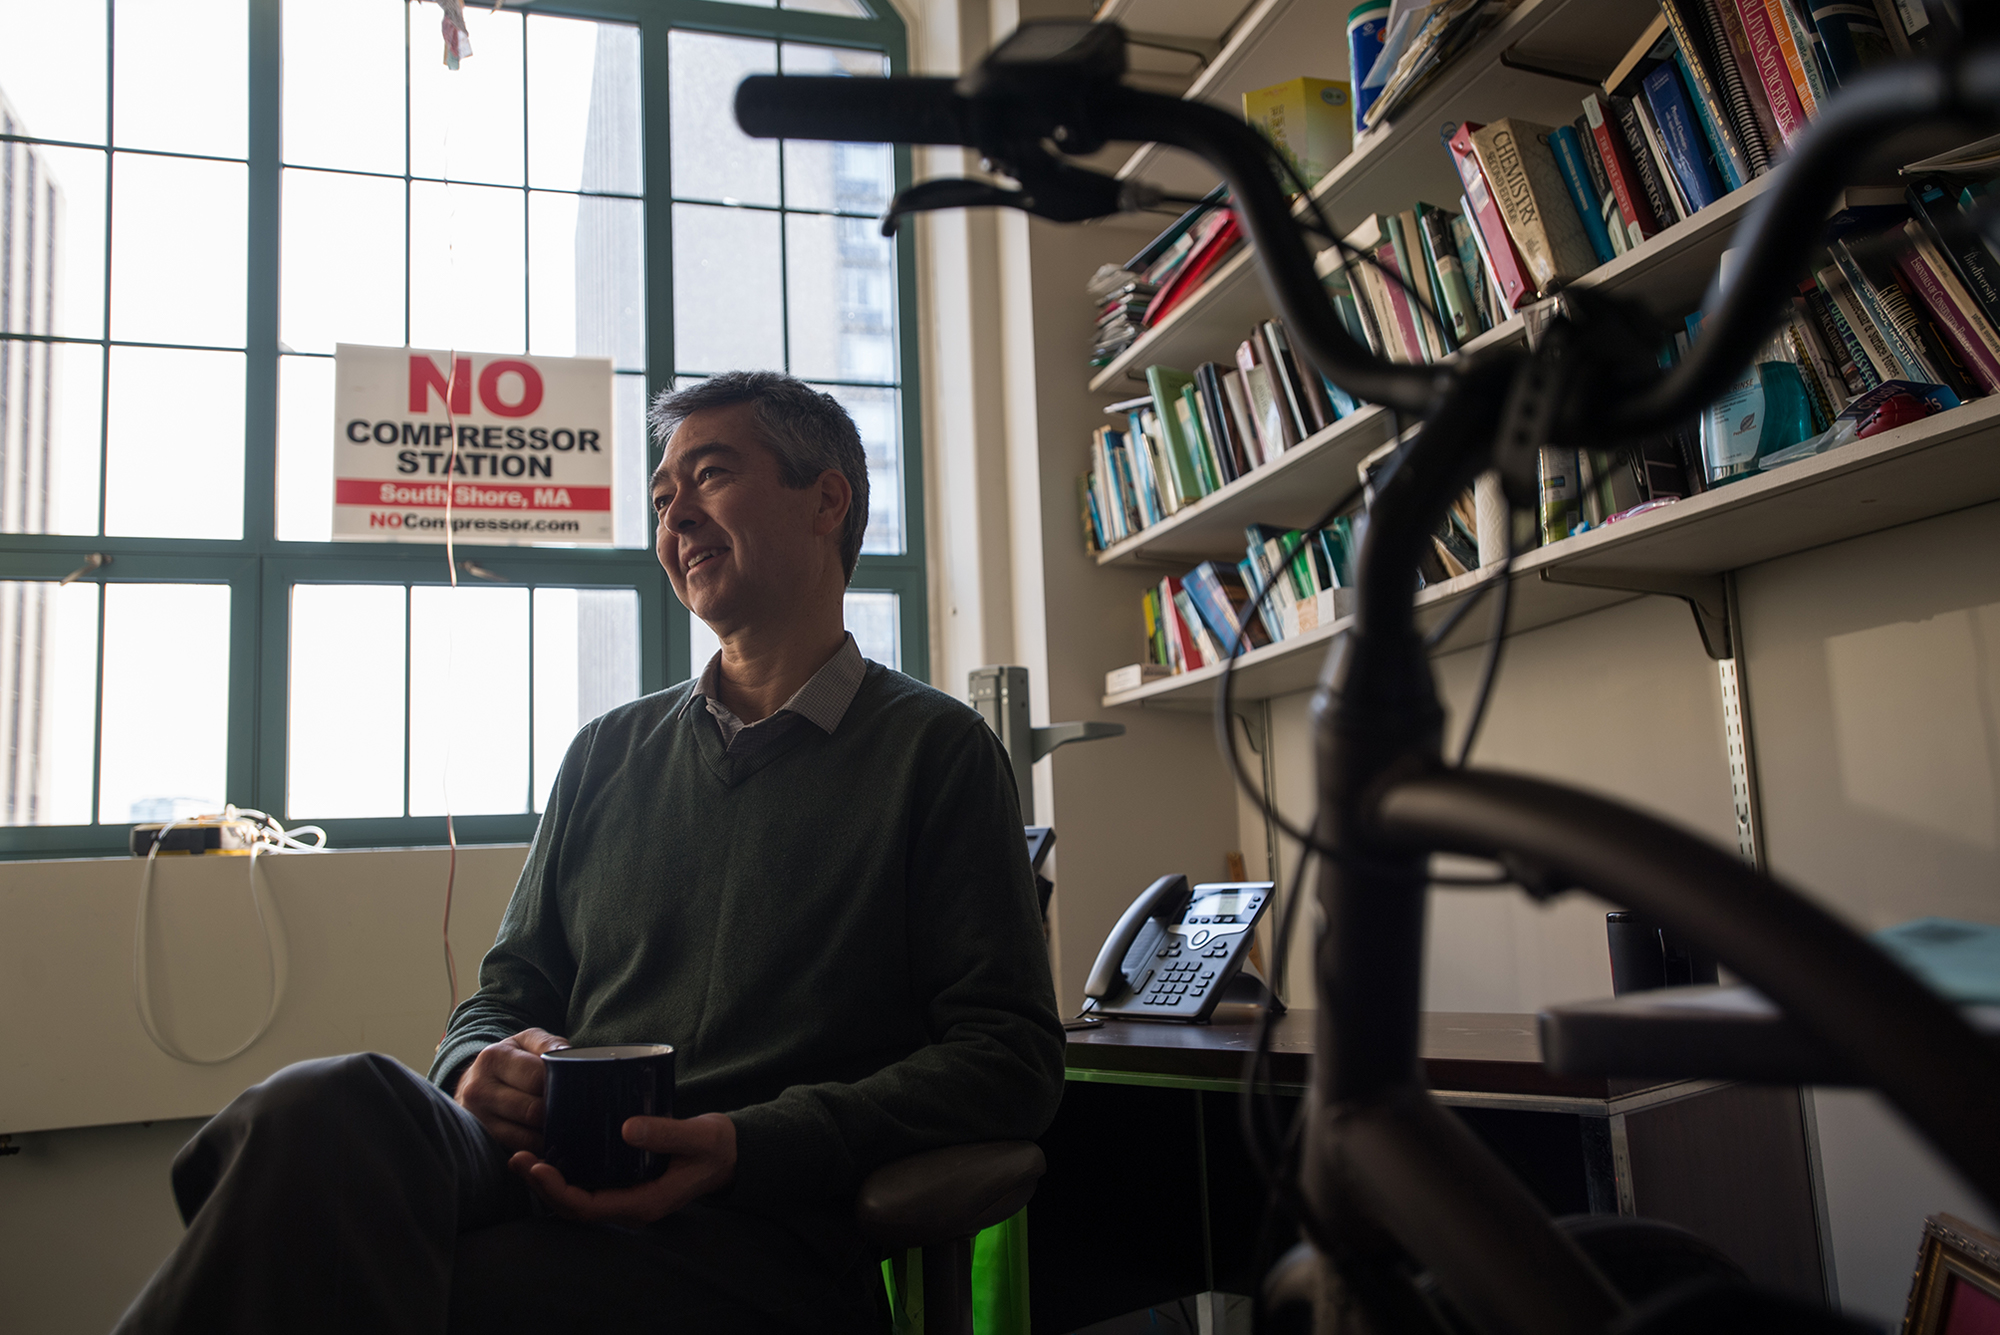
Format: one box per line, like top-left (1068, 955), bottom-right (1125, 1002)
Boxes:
top-left (540, 1044), bottom-right (676, 1190)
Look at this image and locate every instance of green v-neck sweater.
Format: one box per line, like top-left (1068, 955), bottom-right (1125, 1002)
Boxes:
top-left (429, 662), bottom-right (1065, 1241)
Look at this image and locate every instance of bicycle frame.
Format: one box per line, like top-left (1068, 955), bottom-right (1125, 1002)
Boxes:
top-left (736, 25), bottom-right (2000, 1332)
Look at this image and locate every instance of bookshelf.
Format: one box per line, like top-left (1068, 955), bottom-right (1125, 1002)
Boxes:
top-left (1102, 390), bottom-right (2000, 706)
top-left (1090, 169), bottom-right (1785, 566)
top-left (1104, 0), bottom-right (1662, 221)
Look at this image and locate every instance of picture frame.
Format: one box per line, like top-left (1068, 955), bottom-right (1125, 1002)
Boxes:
top-left (1904, 1213), bottom-right (2000, 1334)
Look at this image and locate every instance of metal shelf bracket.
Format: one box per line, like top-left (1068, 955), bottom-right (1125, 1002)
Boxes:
top-left (1538, 567), bottom-right (1733, 660)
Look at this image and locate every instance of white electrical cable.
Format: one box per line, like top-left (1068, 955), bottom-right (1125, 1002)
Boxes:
top-left (132, 807), bottom-right (325, 1065)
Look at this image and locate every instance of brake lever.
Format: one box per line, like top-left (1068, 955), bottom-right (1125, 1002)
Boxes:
top-left (880, 152), bottom-right (1145, 237)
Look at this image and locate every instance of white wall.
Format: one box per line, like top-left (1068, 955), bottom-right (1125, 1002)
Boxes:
top-left (1227, 500), bottom-right (2000, 1322)
top-left (0, 845), bottom-right (523, 1334)
top-left (1244, 593), bottom-right (1736, 1012)
top-left (1738, 498), bottom-right (2000, 1323)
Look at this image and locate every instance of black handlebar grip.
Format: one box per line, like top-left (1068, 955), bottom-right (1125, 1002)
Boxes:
top-left (734, 75), bottom-right (974, 145)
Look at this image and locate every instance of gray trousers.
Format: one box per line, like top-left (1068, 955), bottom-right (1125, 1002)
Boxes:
top-left (111, 1053), bottom-right (880, 1334)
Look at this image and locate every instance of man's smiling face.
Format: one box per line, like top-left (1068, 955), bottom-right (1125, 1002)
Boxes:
top-left (651, 402), bottom-right (832, 635)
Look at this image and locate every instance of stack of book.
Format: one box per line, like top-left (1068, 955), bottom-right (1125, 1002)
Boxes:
top-left (1078, 318), bottom-right (1364, 551)
top-left (1086, 189), bottom-right (1243, 369)
top-left (1138, 520), bottom-right (1363, 678)
top-left (1323, 200), bottom-right (1502, 364)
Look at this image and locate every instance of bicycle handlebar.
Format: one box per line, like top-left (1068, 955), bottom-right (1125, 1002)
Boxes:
top-left (738, 30), bottom-right (2000, 443)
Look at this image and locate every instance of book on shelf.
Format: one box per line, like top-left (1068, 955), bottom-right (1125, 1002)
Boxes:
top-left (1658, 0), bottom-right (1757, 191)
top-left (1105, 662), bottom-right (1172, 695)
top-left (1546, 124), bottom-right (1619, 266)
top-left (1468, 119), bottom-right (1599, 297)
top-left (1144, 209), bottom-right (1245, 329)
top-left (1567, 113), bottom-right (1632, 258)
top-left (1641, 60), bottom-right (1728, 213)
top-left (1581, 93), bottom-right (1659, 248)
top-left (1447, 122), bottom-right (1534, 312)
top-left (1892, 220), bottom-right (2000, 396)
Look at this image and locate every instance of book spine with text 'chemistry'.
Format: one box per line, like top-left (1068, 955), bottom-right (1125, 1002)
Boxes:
top-left (1468, 118), bottom-right (1599, 297)
top-left (1446, 121), bottom-right (1533, 311)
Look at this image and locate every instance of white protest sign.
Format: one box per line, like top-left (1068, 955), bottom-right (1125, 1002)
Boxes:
top-left (332, 344), bottom-right (615, 546)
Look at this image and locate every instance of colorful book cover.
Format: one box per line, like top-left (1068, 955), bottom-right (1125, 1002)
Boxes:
top-left (1641, 62), bottom-right (1726, 213)
top-left (1769, 0), bottom-right (1828, 112)
top-left (1908, 178), bottom-right (2000, 336)
top-left (1694, 0), bottom-right (1774, 175)
top-left (1386, 210), bottom-right (1442, 360)
top-left (1468, 118), bottom-right (1601, 295)
top-left (1445, 121), bottom-right (1533, 311)
top-left (1659, 0), bottom-right (1753, 189)
top-left (1710, 0), bottom-right (1787, 165)
top-left (1416, 203), bottom-right (1480, 345)
top-left (1446, 212), bottom-right (1494, 330)
top-left (1175, 386), bottom-right (1223, 495)
top-left (1671, 44), bottom-right (1746, 192)
top-left (1759, 0), bottom-right (1820, 120)
top-left (1582, 92), bottom-right (1660, 245)
top-left (1615, 92), bottom-right (1687, 225)
top-left (1144, 366), bottom-right (1208, 504)
top-left (1831, 239), bottom-right (1937, 384)
top-left (1735, 0), bottom-right (1810, 144)
top-left (1547, 125), bottom-right (1618, 264)
top-left (1894, 223), bottom-right (2000, 395)
top-left (1370, 227), bottom-right (1429, 362)
top-left (1817, 264), bottom-right (1899, 385)
top-left (1569, 115), bottom-right (1629, 255)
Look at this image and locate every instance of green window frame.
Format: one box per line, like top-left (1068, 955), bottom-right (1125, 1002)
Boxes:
top-left (0, 0), bottom-right (924, 860)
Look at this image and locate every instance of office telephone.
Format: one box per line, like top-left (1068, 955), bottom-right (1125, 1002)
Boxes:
top-left (1081, 876), bottom-right (1278, 1022)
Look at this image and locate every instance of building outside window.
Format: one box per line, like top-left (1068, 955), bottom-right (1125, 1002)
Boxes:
top-left (0, 0), bottom-right (921, 856)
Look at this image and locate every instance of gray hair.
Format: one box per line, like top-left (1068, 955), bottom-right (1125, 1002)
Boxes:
top-left (648, 372), bottom-right (871, 581)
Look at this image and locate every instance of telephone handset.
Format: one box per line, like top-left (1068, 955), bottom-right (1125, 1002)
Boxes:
top-left (1081, 877), bottom-right (1278, 1023)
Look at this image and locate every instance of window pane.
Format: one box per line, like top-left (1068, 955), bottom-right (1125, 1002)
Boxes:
top-left (784, 0), bottom-right (873, 14)
top-left (110, 153), bottom-right (247, 348)
top-left (410, 181), bottom-right (525, 354)
top-left (281, 169), bottom-right (406, 354)
top-left (845, 590), bottom-right (899, 670)
top-left (786, 213), bottom-right (897, 383)
top-left (1, 338), bottom-right (102, 536)
top-left (668, 32), bottom-right (777, 207)
top-left (613, 372), bottom-right (650, 550)
top-left (410, 585), bottom-right (529, 815)
top-left (282, 0), bottom-right (405, 175)
top-left (672, 203), bottom-right (782, 374)
top-left (527, 15), bottom-right (641, 196)
top-left (778, 46), bottom-right (892, 216)
top-left (99, 582), bottom-right (232, 824)
top-left (3, 143), bottom-right (107, 341)
top-left (0, 0), bottom-right (107, 144)
top-left (410, 4), bottom-right (523, 187)
top-left (818, 383), bottom-right (903, 555)
top-left (288, 584), bottom-right (406, 818)
top-left (113, 0), bottom-right (247, 159)
top-left (0, 580), bottom-right (97, 825)
top-left (528, 191), bottom-right (644, 369)
top-left (532, 586), bottom-right (639, 808)
top-left (104, 346), bottom-right (244, 539)
top-left (275, 353), bottom-right (333, 542)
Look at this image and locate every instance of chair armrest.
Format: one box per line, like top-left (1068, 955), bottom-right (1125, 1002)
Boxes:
top-left (855, 1140), bottom-right (1046, 1252)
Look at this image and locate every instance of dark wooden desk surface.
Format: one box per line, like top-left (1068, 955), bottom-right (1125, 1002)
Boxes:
top-left (1064, 1007), bottom-right (1659, 1101)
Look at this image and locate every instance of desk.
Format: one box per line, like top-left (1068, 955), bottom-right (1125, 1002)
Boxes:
top-left (1030, 1009), bottom-right (1824, 1332)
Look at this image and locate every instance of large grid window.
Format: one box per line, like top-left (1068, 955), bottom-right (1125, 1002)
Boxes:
top-left (0, 0), bottom-right (921, 855)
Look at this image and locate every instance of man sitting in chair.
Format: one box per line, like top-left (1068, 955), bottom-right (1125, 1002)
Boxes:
top-left (116, 371), bottom-right (1065, 1334)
